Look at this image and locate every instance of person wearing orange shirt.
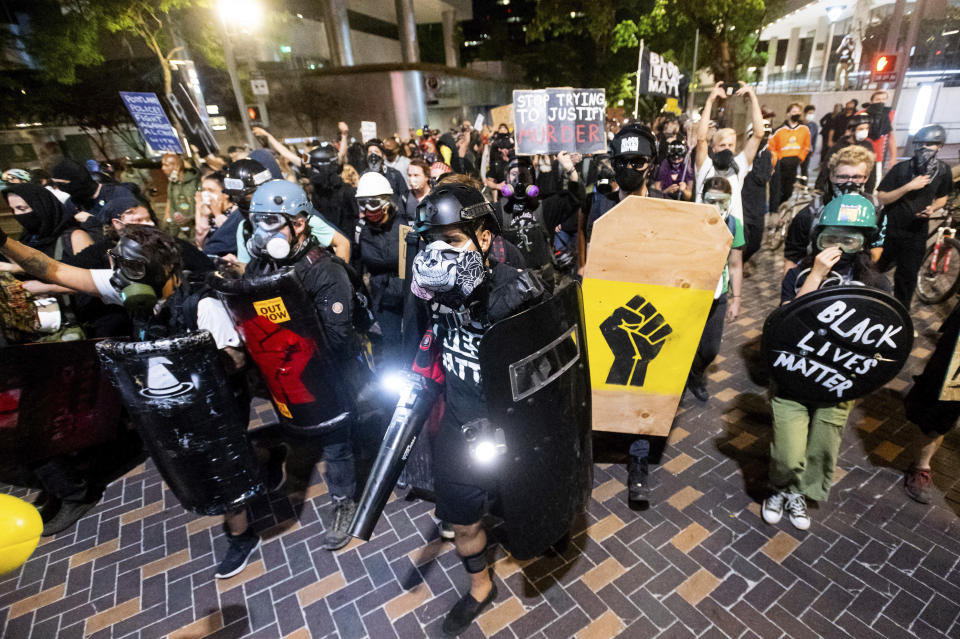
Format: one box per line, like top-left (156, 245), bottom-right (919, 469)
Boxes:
top-left (769, 103), bottom-right (812, 208)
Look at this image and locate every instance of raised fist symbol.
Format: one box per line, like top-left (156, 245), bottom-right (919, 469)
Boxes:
top-left (599, 295), bottom-right (673, 387)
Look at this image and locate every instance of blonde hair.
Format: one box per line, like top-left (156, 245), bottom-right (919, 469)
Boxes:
top-left (713, 128), bottom-right (737, 147)
top-left (341, 164), bottom-right (360, 188)
top-left (828, 145), bottom-right (876, 173)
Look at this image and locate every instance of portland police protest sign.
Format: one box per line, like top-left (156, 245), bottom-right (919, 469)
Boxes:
top-left (762, 287), bottom-right (913, 403)
top-left (120, 91), bottom-right (184, 154)
top-left (513, 88), bottom-right (606, 155)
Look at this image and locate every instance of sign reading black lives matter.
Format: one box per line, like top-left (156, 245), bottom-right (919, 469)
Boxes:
top-left (513, 88), bottom-right (606, 155)
top-left (640, 51), bottom-right (683, 98)
top-left (762, 287), bottom-right (913, 403)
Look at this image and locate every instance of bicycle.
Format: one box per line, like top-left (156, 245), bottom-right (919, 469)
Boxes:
top-left (763, 176), bottom-right (818, 251)
top-left (916, 195), bottom-right (960, 304)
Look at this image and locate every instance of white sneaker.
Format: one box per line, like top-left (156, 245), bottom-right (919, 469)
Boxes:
top-left (762, 492), bottom-right (785, 524)
top-left (785, 492), bottom-right (811, 530)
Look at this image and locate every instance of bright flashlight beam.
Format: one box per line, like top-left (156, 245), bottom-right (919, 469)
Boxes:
top-left (473, 441), bottom-right (499, 464)
top-left (219, 0), bottom-right (262, 29)
top-left (381, 372), bottom-right (410, 395)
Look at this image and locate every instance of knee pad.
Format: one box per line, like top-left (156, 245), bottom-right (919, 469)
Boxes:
top-left (461, 548), bottom-right (487, 574)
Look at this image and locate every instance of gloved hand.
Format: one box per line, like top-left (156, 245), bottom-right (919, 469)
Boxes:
top-left (0, 225), bottom-right (7, 248)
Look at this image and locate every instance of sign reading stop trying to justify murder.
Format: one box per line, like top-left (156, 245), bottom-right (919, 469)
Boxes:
top-left (513, 88), bottom-right (606, 155)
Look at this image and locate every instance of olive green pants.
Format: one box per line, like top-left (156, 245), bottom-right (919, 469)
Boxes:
top-left (769, 396), bottom-right (854, 502)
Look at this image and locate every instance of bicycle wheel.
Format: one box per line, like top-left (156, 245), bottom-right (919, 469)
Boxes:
top-left (763, 203), bottom-right (796, 251)
top-left (917, 238), bottom-right (960, 304)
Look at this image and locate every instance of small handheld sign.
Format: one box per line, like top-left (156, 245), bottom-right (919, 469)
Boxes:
top-left (762, 286), bottom-right (913, 403)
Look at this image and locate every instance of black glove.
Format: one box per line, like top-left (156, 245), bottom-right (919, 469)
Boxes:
top-left (0, 225), bottom-right (7, 248)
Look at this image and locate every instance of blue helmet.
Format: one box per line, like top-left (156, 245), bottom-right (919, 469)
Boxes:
top-left (249, 179), bottom-right (314, 217)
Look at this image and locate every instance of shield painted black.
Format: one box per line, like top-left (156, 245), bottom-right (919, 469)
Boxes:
top-left (96, 332), bottom-right (263, 516)
top-left (0, 340), bottom-right (121, 473)
top-left (211, 269), bottom-right (354, 434)
top-left (762, 286), bottom-right (913, 403)
top-left (479, 283), bottom-right (592, 560)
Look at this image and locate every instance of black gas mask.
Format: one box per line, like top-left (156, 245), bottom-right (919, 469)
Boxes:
top-left (309, 164), bottom-right (342, 191)
top-left (596, 164), bottom-right (616, 194)
top-left (108, 235), bottom-right (170, 311)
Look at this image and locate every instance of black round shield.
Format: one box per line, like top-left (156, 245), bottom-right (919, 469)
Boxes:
top-left (479, 282), bottom-right (592, 560)
top-left (211, 269), bottom-right (354, 434)
top-left (96, 332), bottom-right (263, 515)
top-left (762, 286), bottom-right (913, 403)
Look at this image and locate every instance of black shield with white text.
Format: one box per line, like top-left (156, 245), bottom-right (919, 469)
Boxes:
top-left (762, 286), bottom-right (913, 403)
top-left (479, 283), bottom-right (592, 560)
top-left (96, 332), bottom-right (263, 516)
top-left (211, 269), bottom-right (354, 434)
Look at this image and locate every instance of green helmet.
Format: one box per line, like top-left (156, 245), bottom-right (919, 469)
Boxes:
top-left (816, 194), bottom-right (877, 231)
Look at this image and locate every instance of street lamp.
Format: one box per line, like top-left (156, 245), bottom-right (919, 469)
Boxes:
top-left (217, 0), bottom-right (261, 148)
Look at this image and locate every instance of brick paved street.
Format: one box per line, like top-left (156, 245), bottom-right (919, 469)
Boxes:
top-left (3, 246), bottom-right (960, 639)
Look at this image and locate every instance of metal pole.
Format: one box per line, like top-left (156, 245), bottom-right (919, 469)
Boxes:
top-left (634, 39), bottom-right (644, 119)
top-left (891, 0), bottom-right (924, 114)
top-left (218, 18), bottom-right (256, 148)
top-left (819, 21), bottom-right (836, 93)
top-left (688, 29), bottom-right (699, 113)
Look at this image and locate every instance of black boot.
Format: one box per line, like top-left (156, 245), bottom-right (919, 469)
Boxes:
top-left (627, 455), bottom-right (650, 507)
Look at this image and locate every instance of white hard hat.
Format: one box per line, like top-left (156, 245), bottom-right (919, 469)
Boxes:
top-left (356, 171), bottom-right (393, 198)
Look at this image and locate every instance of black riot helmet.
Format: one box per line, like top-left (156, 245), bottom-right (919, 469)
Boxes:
top-left (224, 159), bottom-right (272, 199)
top-left (415, 183), bottom-right (501, 244)
top-left (914, 124), bottom-right (946, 146)
top-left (308, 142), bottom-right (340, 169)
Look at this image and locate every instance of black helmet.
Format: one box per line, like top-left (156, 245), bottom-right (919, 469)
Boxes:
top-left (308, 142), bottom-right (339, 168)
top-left (611, 123), bottom-right (657, 159)
top-left (915, 124), bottom-right (946, 145)
top-left (224, 159), bottom-right (271, 197)
top-left (414, 183), bottom-right (501, 237)
top-left (848, 114), bottom-right (871, 130)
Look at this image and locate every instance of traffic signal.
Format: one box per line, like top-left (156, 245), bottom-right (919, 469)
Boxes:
top-left (871, 53), bottom-right (897, 82)
top-left (246, 105), bottom-right (261, 121)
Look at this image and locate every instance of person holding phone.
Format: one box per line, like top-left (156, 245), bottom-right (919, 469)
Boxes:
top-left (876, 124), bottom-right (952, 307)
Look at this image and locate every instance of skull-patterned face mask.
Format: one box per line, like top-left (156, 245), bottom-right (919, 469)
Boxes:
top-left (410, 240), bottom-right (487, 311)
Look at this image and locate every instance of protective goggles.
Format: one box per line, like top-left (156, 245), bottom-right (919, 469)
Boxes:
top-left (249, 212), bottom-right (291, 230)
top-left (832, 172), bottom-right (867, 185)
top-left (703, 193), bottom-right (732, 210)
top-left (108, 248), bottom-right (147, 281)
top-left (357, 196), bottom-right (390, 211)
top-left (817, 230), bottom-right (866, 253)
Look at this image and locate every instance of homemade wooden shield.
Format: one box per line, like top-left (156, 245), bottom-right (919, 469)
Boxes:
top-left (582, 196), bottom-right (732, 436)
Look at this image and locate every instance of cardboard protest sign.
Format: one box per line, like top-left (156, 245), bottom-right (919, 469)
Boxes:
top-left (361, 121), bottom-right (378, 143)
top-left (582, 196), bottom-right (732, 436)
top-left (763, 287), bottom-right (913, 403)
top-left (490, 103), bottom-right (514, 130)
top-left (119, 92), bottom-right (184, 154)
top-left (513, 89), bottom-right (606, 155)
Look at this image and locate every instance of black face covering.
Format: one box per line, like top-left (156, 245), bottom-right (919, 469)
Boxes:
top-left (52, 159), bottom-right (99, 204)
top-left (913, 147), bottom-right (939, 177)
top-left (830, 180), bottom-right (864, 199)
top-left (614, 161), bottom-right (648, 193)
top-left (366, 153), bottom-right (384, 173)
top-left (711, 149), bottom-right (734, 172)
top-left (789, 113), bottom-right (802, 124)
top-left (310, 165), bottom-right (342, 191)
top-left (2, 183), bottom-right (75, 253)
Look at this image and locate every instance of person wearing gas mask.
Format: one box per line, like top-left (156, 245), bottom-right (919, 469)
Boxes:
top-left (0, 224), bottom-right (258, 543)
top-left (408, 183), bottom-right (547, 636)
top-left (762, 195), bottom-right (890, 532)
top-left (784, 145), bottom-right (877, 276)
top-left (228, 158), bottom-right (352, 267)
top-left (364, 139), bottom-right (409, 201)
top-left (694, 81), bottom-right (766, 224)
top-left (580, 123), bottom-right (660, 267)
top-left (876, 124), bottom-right (952, 307)
top-left (240, 179), bottom-right (368, 551)
top-left (354, 171), bottom-right (407, 370)
top-left (768, 103), bottom-right (812, 208)
top-left (484, 125), bottom-right (514, 198)
top-left (653, 140), bottom-right (693, 201)
top-left (860, 91), bottom-right (898, 173)
top-left (51, 158), bottom-right (138, 229)
top-left (253, 127), bottom-right (360, 238)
